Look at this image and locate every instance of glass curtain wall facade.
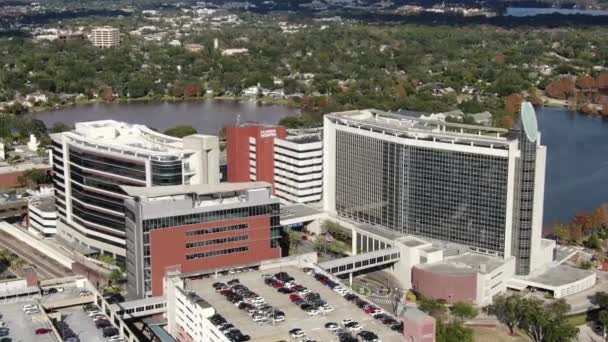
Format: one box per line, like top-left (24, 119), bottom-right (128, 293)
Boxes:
top-left (511, 128), bottom-right (537, 275)
top-left (335, 131), bottom-right (509, 256)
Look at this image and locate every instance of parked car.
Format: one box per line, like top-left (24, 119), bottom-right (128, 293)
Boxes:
top-left (35, 328), bottom-right (52, 335)
top-left (102, 327), bottom-right (119, 337)
top-left (25, 309), bottom-right (40, 315)
top-left (22, 304), bottom-right (37, 311)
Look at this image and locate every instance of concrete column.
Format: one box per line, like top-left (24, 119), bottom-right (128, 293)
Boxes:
top-left (352, 230), bottom-right (357, 255)
top-left (144, 160), bottom-right (152, 187)
top-left (349, 272), bottom-right (353, 288)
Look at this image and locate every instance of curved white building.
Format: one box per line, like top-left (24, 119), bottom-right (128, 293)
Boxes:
top-left (51, 120), bottom-right (220, 261)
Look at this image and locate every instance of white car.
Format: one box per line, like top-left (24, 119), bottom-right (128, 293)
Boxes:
top-left (22, 304), bottom-right (37, 311)
top-left (325, 323), bottom-right (340, 331)
top-left (321, 304), bottom-right (334, 313)
top-left (307, 309), bottom-right (320, 316)
top-left (252, 315), bottom-right (267, 322)
top-left (109, 336), bottom-right (125, 342)
top-left (273, 316), bottom-right (285, 322)
top-left (79, 291), bottom-right (92, 297)
top-left (342, 319), bottom-right (354, 326)
top-left (25, 309), bottom-right (40, 315)
top-left (88, 310), bottom-right (103, 317)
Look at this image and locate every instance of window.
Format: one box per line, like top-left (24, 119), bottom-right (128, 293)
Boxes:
top-left (185, 224), bottom-right (247, 237)
top-left (186, 246), bottom-right (249, 260)
top-left (186, 235), bottom-right (248, 248)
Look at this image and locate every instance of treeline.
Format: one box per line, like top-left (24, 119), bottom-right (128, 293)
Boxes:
top-left (3, 21), bottom-right (608, 127)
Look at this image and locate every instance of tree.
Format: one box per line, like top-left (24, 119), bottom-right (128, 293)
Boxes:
top-left (505, 93), bottom-right (523, 115)
top-left (49, 122), bottom-right (73, 133)
top-left (595, 292), bottom-right (608, 309)
top-left (571, 224), bottom-right (583, 243)
top-left (286, 228), bottom-right (302, 254)
top-left (436, 320), bottom-right (473, 342)
top-left (502, 115), bottom-right (515, 129)
top-left (554, 224), bottom-right (569, 245)
top-left (110, 269), bottom-right (125, 284)
top-left (585, 233), bottom-right (601, 250)
top-left (18, 168), bottom-right (50, 188)
top-left (99, 254), bottom-right (115, 265)
top-left (321, 220), bottom-right (351, 245)
top-left (598, 310), bottom-right (608, 341)
top-left (486, 294), bottom-right (526, 336)
top-left (164, 125), bottom-right (197, 138)
top-left (450, 302), bottom-right (478, 322)
top-left (418, 297), bottom-right (447, 319)
top-left (573, 212), bottom-right (594, 234)
top-left (520, 297), bottom-right (577, 342)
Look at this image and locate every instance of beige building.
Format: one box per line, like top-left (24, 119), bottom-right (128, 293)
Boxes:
top-left (90, 26), bottom-right (120, 48)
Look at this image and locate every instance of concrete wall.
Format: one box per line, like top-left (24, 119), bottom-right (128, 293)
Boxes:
top-left (0, 278), bottom-right (28, 292)
top-left (411, 267), bottom-right (478, 304)
top-left (403, 310), bottom-right (436, 342)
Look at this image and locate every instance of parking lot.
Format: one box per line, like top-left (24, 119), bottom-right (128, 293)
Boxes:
top-left (186, 266), bottom-right (404, 342)
top-left (0, 301), bottom-right (58, 342)
top-left (56, 306), bottom-right (109, 342)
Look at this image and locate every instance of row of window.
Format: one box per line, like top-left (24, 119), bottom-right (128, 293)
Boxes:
top-left (186, 235), bottom-right (248, 249)
top-left (185, 224), bottom-right (248, 237)
top-left (142, 204), bottom-right (279, 232)
top-left (69, 147), bottom-right (146, 181)
top-left (186, 246), bottom-right (249, 260)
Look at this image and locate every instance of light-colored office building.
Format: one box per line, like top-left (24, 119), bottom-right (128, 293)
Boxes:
top-left (273, 129), bottom-right (323, 205)
top-left (51, 120), bottom-right (220, 261)
top-left (90, 26), bottom-right (120, 48)
top-left (323, 103), bottom-right (550, 276)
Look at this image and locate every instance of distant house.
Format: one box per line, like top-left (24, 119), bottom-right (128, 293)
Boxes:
top-left (184, 43), bottom-right (204, 52)
top-left (26, 92), bottom-right (48, 104)
top-left (242, 86), bottom-right (260, 97)
top-left (268, 89), bottom-right (285, 99)
top-left (221, 48), bottom-right (248, 56)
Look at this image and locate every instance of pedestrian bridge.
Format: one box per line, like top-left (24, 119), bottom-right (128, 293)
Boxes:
top-left (318, 247), bottom-right (401, 276)
top-left (112, 296), bottom-right (167, 319)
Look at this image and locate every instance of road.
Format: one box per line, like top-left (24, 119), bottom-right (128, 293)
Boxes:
top-left (0, 231), bottom-right (72, 279)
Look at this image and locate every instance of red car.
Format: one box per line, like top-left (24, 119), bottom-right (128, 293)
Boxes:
top-left (365, 307), bottom-right (381, 314)
top-left (35, 328), bottom-right (52, 335)
top-left (272, 281), bottom-right (284, 289)
top-left (289, 295), bottom-right (302, 302)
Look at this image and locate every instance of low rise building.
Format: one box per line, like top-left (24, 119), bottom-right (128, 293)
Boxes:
top-left (27, 196), bottom-right (57, 237)
top-left (412, 253), bottom-right (516, 306)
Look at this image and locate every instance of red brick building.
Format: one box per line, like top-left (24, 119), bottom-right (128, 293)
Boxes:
top-left (122, 182), bottom-right (282, 298)
top-left (226, 124), bottom-right (286, 187)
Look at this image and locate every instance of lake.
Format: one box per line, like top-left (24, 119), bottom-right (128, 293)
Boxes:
top-left (536, 106), bottom-right (608, 226)
top-left (506, 7), bottom-right (608, 17)
top-left (35, 101), bottom-right (607, 227)
top-left (34, 100), bottom-right (300, 136)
